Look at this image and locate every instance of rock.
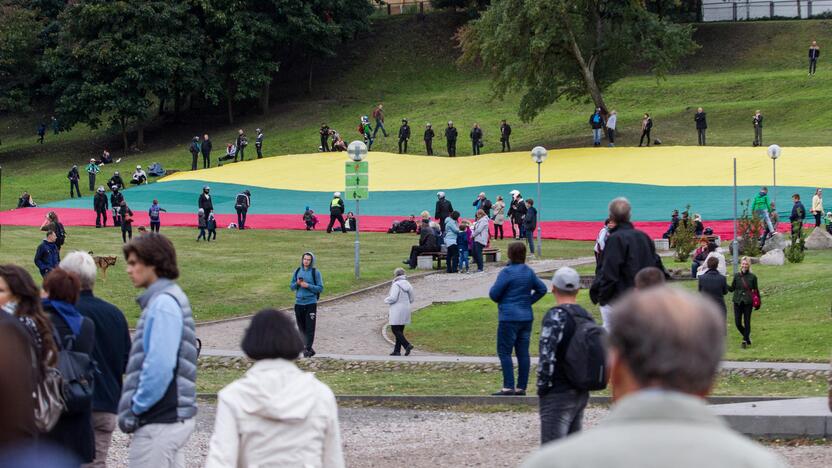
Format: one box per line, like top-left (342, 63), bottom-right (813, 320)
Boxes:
top-left (805, 227), bottom-right (832, 250)
top-left (759, 249), bottom-right (785, 266)
top-left (762, 232), bottom-right (790, 253)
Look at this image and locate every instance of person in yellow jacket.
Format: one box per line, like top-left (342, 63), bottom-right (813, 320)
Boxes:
top-left (811, 188), bottom-right (824, 228)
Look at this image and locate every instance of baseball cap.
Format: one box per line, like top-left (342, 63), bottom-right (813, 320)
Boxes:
top-left (552, 267), bottom-right (580, 293)
top-left (334, 192), bottom-right (341, 197)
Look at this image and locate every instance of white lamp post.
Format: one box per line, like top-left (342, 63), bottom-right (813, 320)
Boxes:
top-left (531, 146), bottom-right (548, 257)
top-left (767, 144), bottom-right (781, 206)
top-left (347, 141), bottom-right (367, 278)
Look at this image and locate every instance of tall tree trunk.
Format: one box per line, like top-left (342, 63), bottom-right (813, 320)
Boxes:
top-left (174, 92), bottom-right (182, 123)
top-left (259, 81), bottom-right (270, 115)
top-left (136, 125), bottom-right (145, 148)
top-left (307, 62), bottom-right (314, 95)
top-left (158, 98), bottom-right (165, 116)
top-left (564, 27), bottom-right (608, 113)
top-left (225, 85), bottom-right (235, 125)
top-left (120, 117), bottom-right (128, 157)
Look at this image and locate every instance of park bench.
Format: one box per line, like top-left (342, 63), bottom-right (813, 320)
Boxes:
top-left (417, 247), bottom-right (502, 270)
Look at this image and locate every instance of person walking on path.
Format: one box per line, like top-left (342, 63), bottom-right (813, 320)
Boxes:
top-left (524, 199), bottom-right (538, 256)
top-left (94, 187), bottom-right (109, 228)
top-left (198, 186), bottom-right (214, 217)
top-left (590, 197), bottom-right (666, 329)
top-left (500, 119), bottom-right (512, 152)
top-left (372, 104), bottom-right (388, 138)
top-left (86, 159), bottom-right (100, 192)
top-left (536, 267), bottom-right (600, 444)
top-left (588, 108), bottom-right (605, 147)
top-left (327, 192), bottom-right (346, 234)
top-left (472, 209), bottom-right (489, 273)
top-left (789, 193), bottom-right (806, 245)
top-left (605, 111), bottom-right (617, 147)
top-left (488, 242), bottom-right (547, 396)
top-left (189, 136), bottom-right (201, 171)
top-left (752, 187), bottom-right (775, 244)
top-left (522, 287), bottom-right (786, 468)
top-left (320, 123), bottom-right (330, 152)
top-left (235, 190), bottom-right (251, 230)
top-left (68, 165), bottom-right (81, 198)
top-left (638, 113), bottom-right (653, 147)
top-left (728, 256), bottom-right (760, 349)
top-left (254, 128), bottom-right (264, 159)
top-left (470, 123), bottom-right (483, 155)
top-left (435, 192), bottom-right (453, 234)
top-left (384, 268), bottom-right (415, 356)
top-left (424, 123), bottom-right (435, 155)
top-left (148, 199), bottom-right (167, 233)
top-left (809, 40), bottom-right (820, 76)
top-left (119, 201), bottom-right (134, 243)
top-left (60, 252), bottom-right (131, 468)
top-left (34, 230), bottom-right (60, 277)
top-left (695, 107), bottom-right (708, 146)
top-left (119, 234), bottom-right (198, 468)
top-left (752, 110), bottom-right (764, 147)
top-left (492, 196), bottom-right (506, 240)
top-left (205, 309), bottom-right (344, 468)
top-left (445, 121), bottom-right (458, 157)
top-left (811, 188), bottom-right (824, 228)
top-left (235, 129), bottom-right (248, 162)
top-left (443, 211), bottom-right (461, 273)
top-left (698, 256), bottom-right (728, 328)
top-left (291, 252), bottom-right (324, 358)
top-left (398, 119), bottom-right (411, 154)
top-left (201, 134), bottom-right (212, 169)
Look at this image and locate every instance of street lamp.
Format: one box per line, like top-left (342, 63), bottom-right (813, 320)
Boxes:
top-left (767, 144), bottom-right (781, 206)
top-left (531, 146), bottom-right (548, 257)
top-left (347, 141), bottom-right (368, 279)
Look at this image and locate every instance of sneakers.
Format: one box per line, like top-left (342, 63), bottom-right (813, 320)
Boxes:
top-left (491, 389), bottom-right (515, 396)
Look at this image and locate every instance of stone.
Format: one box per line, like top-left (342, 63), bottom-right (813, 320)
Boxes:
top-left (416, 256), bottom-right (434, 270)
top-left (653, 239), bottom-right (670, 251)
top-left (759, 249), bottom-right (785, 266)
top-left (805, 227), bottom-right (832, 250)
top-left (762, 232), bottom-right (790, 253)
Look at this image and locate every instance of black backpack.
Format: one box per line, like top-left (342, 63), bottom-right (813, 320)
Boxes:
top-left (293, 267), bottom-right (320, 299)
top-left (55, 223), bottom-right (66, 248)
top-left (560, 305), bottom-right (608, 391)
top-left (54, 325), bottom-right (96, 415)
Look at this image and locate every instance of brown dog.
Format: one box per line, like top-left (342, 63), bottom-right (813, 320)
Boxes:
top-left (88, 251), bottom-right (117, 279)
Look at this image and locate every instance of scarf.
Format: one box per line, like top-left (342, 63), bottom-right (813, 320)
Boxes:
top-left (43, 298), bottom-right (83, 335)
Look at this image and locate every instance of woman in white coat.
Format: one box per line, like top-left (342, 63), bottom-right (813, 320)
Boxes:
top-left (206, 309), bottom-right (344, 468)
top-left (385, 268), bottom-right (415, 356)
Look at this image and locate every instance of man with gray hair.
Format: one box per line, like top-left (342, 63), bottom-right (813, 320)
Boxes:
top-left (590, 197), bottom-right (666, 329)
top-left (523, 287), bottom-right (786, 468)
top-left (59, 251), bottom-right (131, 468)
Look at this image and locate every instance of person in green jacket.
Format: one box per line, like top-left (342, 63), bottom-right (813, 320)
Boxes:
top-left (727, 256), bottom-right (759, 349)
top-left (85, 159), bottom-right (101, 192)
top-left (752, 186), bottom-right (775, 244)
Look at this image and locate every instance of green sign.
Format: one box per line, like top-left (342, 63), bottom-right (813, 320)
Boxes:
top-left (345, 161), bottom-right (369, 200)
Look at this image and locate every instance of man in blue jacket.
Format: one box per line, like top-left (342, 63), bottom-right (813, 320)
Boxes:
top-left (34, 230), bottom-right (60, 277)
top-left (789, 193), bottom-right (807, 246)
top-left (291, 252), bottom-right (324, 358)
top-left (588, 108), bottom-right (605, 147)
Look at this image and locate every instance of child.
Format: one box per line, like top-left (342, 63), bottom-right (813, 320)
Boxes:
top-left (197, 208), bottom-right (207, 241)
top-left (303, 206), bottom-right (318, 230)
top-left (207, 212), bottom-right (217, 241)
top-left (457, 220), bottom-right (472, 273)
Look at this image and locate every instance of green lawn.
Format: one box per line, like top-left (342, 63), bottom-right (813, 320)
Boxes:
top-left (4, 16), bottom-right (832, 210)
top-left (407, 249), bottom-right (832, 362)
top-left (0, 225), bottom-right (592, 324)
top-left (197, 366), bottom-right (827, 397)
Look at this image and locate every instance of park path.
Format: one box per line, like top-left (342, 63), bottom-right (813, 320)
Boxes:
top-left (197, 257), bottom-right (594, 356)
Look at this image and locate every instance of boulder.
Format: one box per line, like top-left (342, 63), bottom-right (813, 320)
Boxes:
top-left (759, 249), bottom-right (785, 266)
top-left (762, 232), bottom-right (790, 253)
top-left (805, 228), bottom-right (832, 250)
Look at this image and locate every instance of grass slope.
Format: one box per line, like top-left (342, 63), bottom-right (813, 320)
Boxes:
top-left (3, 16), bottom-right (832, 210)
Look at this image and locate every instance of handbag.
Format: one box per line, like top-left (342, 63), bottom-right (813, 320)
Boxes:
top-left (29, 340), bottom-right (65, 432)
top-left (739, 275), bottom-right (761, 310)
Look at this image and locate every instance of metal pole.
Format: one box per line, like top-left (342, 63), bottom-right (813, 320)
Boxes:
top-left (354, 199), bottom-right (360, 279)
top-left (536, 162), bottom-right (542, 257)
top-left (732, 158), bottom-right (738, 276)
top-left (772, 157), bottom-right (776, 206)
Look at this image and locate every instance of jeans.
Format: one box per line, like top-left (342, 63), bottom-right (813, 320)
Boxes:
top-left (202, 152), bottom-right (211, 168)
top-left (256, 144), bottom-right (262, 159)
top-left (754, 126), bottom-right (763, 146)
top-left (295, 303), bottom-right (318, 351)
top-left (83, 412), bottom-right (117, 468)
top-left (128, 419), bottom-right (195, 468)
top-left (70, 180), bottom-right (81, 198)
top-left (496, 320), bottom-right (532, 390)
top-left (121, 224), bottom-right (132, 243)
top-left (501, 137), bottom-right (511, 152)
top-left (526, 228), bottom-right (535, 254)
top-left (321, 135), bottom-right (330, 152)
top-left (390, 325), bottom-right (411, 353)
top-left (691, 261), bottom-right (701, 279)
top-left (88, 173), bottom-right (96, 191)
top-left (697, 128), bottom-right (706, 146)
top-left (640, 130), bottom-right (651, 146)
top-left (756, 210), bottom-right (775, 234)
top-left (472, 242), bottom-right (484, 271)
top-left (447, 140), bottom-right (457, 157)
top-left (191, 152), bottom-right (198, 170)
top-left (813, 212), bottom-right (822, 227)
top-left (235, 145), bottom-right (245, 161)
top-left (458, 248), bottom-right (469, 271)
top-left (425, 139), bottom-right (433, 155)
top-left (445, 244), bottom-right (459, 273)
top-left (150, 221), bottom-right (160, 233)
top-left (472, 140), bottom-right (481, 155)
top-left (236, 208), bottom-right (247, 229)
top-left (197, 227), bottom-right (206, 240)
top-left (494, 223), bottom-right (504, 239)
top-left (592, 128), bottom-right (602, 145)
top-left (733, 302), bottom-right (753, 343)
top-left (373, 119), bottom-right (388, 138)
top-left (539, 389), bottom-right (590, 444)
top-left (810, 58), bottom-right (818, 74)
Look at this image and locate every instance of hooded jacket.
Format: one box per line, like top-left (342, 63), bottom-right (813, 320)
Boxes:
top-left (205, 359), bottom-right (344, 468)
top-left (385, 275), bottom-right (414, 326)
top-left (291, 252), bottom-right (324, 305)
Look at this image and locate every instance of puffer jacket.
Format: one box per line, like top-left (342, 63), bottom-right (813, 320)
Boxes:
top-left (488, 263), bottom-right (547, 322)
top-left (385, 276), bottom-right (414, 326)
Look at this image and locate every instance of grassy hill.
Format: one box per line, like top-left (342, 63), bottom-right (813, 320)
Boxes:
top-left (3, 14), bottom-right (832, 210)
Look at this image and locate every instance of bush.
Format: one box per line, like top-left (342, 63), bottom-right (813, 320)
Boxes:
top-left (670, 205), bottom-right (698, 262)
top-left (784, 222), bottom-right (806, 263)
top-left (737, 200), bottom-right (763, 258)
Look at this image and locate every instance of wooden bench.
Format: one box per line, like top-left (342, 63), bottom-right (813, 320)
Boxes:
top-left (418, 248), bottom-right (501, 270)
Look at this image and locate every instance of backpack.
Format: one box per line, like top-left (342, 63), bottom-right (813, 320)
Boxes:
top-left (592, 114), bottom-right (601, 124)
top-left (358, 124), bottom-right (365, 135)
top-left (55, 325), bottom-right (97, 415)
top-left (294, 267), bottom-right (320, 299)
top-left (559, 305), bottom-right (608, 391)
top-left (240, 136), bottom-right (248, 147)
top-left (55, 223), bottom-right (66, 248)
top-left (235, 193), bottom-right (248, 208)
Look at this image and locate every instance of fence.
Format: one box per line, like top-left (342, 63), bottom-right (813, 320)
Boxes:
top-left (373, 1), bottom-right (433, 16)
top-left (703, 1), bottom-right (832, 22)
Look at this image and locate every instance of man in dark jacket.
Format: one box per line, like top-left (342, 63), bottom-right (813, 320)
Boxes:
top-left (235, 190), bottom-right (251, 230)
top-left (695, 107), bottom-right (707, 146)
top-left (34, 231), bottom-right (60, 277)
top-left (662, 210), bottom-right (680, 239)
top-left (398, 119), bottom-right (411, 154)
top-left (60, 251), bottom-right (131, 467)
top-left (500, 120), bottom-right (512, 152)
top-left (110, 187), bottom-right (124, 227)
top-left (789, 193), bottom-right (807, 245)
top-left (472, 192), bottom-right (492, 218)
top-left (752, 110), bottom-right (763, 147)
top-left (508, 190), bottom-right (527, 239)
top-left (405, 219), bottom-right (439, 268)
top-left (424, 123), bottom-right (435, 155)
top-left (470, 123), bottom-right (483, 155)
top-left (201, 134), bottom-right (212, 169)
top-left (108, 172), bottom-right (124, 191)
top-left (327, 192), bottom-right (346, 233)
top-left (698, 256), bottom-right (728, 322)
top-left (94, 187), bottom-right (109, 227)
top-left (255, 128), bottom-right (264, 159)
top-left (445, 121), bottom-right (458, 157)
top-left (524, 199), bottom-right (538, 256)
top-left (435, 191), bottom-right (453, 233)
top-left (235, 129), bottom-right (247, 161)
top-left (320, 123), bottom-right (330, 152)
top-left (189, 136), bottom-right (200, 171)
top-left (198, 186), bottom-right (213, 216)
top-left (68, 165), bottom-right (81, 198)
top-left (590, 197), bottom-right (666, 329)
top-left (589, 108), bottom-right (605, 147)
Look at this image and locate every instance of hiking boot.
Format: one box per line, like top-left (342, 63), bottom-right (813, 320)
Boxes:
top-left (405, 344), bottom-right (414, 356)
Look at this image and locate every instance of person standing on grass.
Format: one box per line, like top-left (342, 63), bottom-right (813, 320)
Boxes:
top-left (398, 119), bottom-right (411, 154)
top-left (119, 234), bottom-right (198, 468)
top-left (291, 252), bottom-right (324, 358)
top-left (235, 129), bottom-right (248, 162)
top-left (40, 211), bottom-right (66, 251)
top-left (698, 256), bottom-right (728, 328)
top-left (508, 190), bottom-right (527, 240)
top-left (372, 104), bottom-right (388, 139)
top-left (752, 110), bottom-right (764, 147)
top-left (189, 136), bottom-right (200, 171)
top-left (255, 128), bottom-right (264, 159)
top-left (524, 199), bottom-right (538, 257)
top-left (695, 107), bottom-right (707, 146)
top-left (34, 231), bottom-right (60, 277)
top-left (68, 165), bottom-right (81, 198)
top-left (110, 186), bottom-right (124, 227)
top-left (489, 242), bottom-right (548, 396)
top-left (492, 196), bottom-right (506, 240)
top-left (537, 267), bottom-right (601, 444)
top-left (207, 213), bottom-right (217, 241)
top-left (811, 188), bottom-right (824, 228)
top-left (728, 256), bottom-right (760, 349)
top-left (638, 113), bottom-right (652, 147)
top-left (605, 110), bottom-right (617, 147)
top-left (197, 208), bottom-right (207, 241)
top-left (327, 192), bottom-right (346, 234)
top-left (148, 199), bottom-right (167, 234)
top-left (500, 119), bottom-right (512, 152)
top-left (94, 187), bottom-right (109, 228)
top-left (424, 123), bottom-right (435, 155)
top-left (198, 186), bottom-right (213, 217)
top-left (472, 192), bottom-right (492, 218)
top-left (435, 191), bottom-right (453, 234)
top-left (235, 189), bottom-right (251, 230)
top-left (384, 268), bottom-right (414, 356)
top-left (201, 134), bottom-right (212, 169)
top-left (319, 123), bottom-right (330, 152)
top-left (445, 121), bottom-right (458, 157)
top-left (444, 211), bottom-right (461, 274)
top-left (86, 158), bottom-right (101, 192)
top-left (789, 193), bottom-right (806, 245)
top-left (470, 123), bottom-right (483, 155)
top-left (589, 108), bottom-right (605, 147)
top-left (809, 40), bottom-right (820, 76)
top-left (60, 252), bottom-right (131, 468)
top-left (205, 309), bottom-right (344, 468)
top-left (119, 201), bottom-right (134, 243)
top-left (37, 122), bottom-right (46, 144)
top-left (472, 209), bottom-right (489, 272)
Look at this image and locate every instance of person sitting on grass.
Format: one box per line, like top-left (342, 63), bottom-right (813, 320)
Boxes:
top-left (219, 143), bottom-right (236, 163)
top-left (16, 191), bottom-right (37, 209)
top-left (130, 165), bottom-right (147, 185)
top-left (345, 212), bottom-right (357, 232)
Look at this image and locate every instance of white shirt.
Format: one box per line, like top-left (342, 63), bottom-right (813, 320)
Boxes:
top-left (594, 227), bottom-right (609, 253)
top-left (606, 115), bottom-right (617, 130)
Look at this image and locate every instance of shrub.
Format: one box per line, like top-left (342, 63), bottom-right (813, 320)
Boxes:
top-left (784, 222), bottom-right (806, 263)
top-left (670, 205), bottom-right (698, 262)
top-left (737, 200), bottom-right (763, 257)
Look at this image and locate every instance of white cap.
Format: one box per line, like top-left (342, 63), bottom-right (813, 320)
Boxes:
top-left (136, 165), bottom-right (141, 169)
top-left (334, 192), bottom-right (341, 197)
top-left (437, 191), bottom-right (445, 198)
top-left (509, 189), bottom-right (519, 196)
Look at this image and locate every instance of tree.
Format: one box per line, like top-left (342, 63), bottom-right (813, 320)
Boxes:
top-left (0, 4), bottom-right (41, 111)
top-left (459, 0), bottom-right (698, 122)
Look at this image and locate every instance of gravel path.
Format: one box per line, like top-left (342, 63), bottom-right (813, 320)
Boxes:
top-left (107, 404), bottom-right (831, 467)
top-left (196, 257), bottom-right (594, 356)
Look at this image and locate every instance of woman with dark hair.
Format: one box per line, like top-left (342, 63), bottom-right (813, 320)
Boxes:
top-left (728, 257), bottom-right (760, 349)
top-left (0, 264), bottom-right (59, 369)
top-left (40, 211), bottom-right (66, 251)
top-left (42, 269), bottom-right (96, 464)
top-left (206, 309), bottom-right (344, 468)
